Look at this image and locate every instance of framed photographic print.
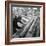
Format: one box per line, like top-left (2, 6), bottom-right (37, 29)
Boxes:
top-left (5, 1), bottom-right (45, 45)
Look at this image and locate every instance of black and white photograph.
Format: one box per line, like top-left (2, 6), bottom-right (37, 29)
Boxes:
top-left (11, 6), bottom-right (40, 38)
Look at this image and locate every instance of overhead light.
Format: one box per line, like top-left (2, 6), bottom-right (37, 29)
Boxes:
top-left (28, 8), bottom-right (31, 9)
top-left (33, 8), bottom-right (37, 10)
